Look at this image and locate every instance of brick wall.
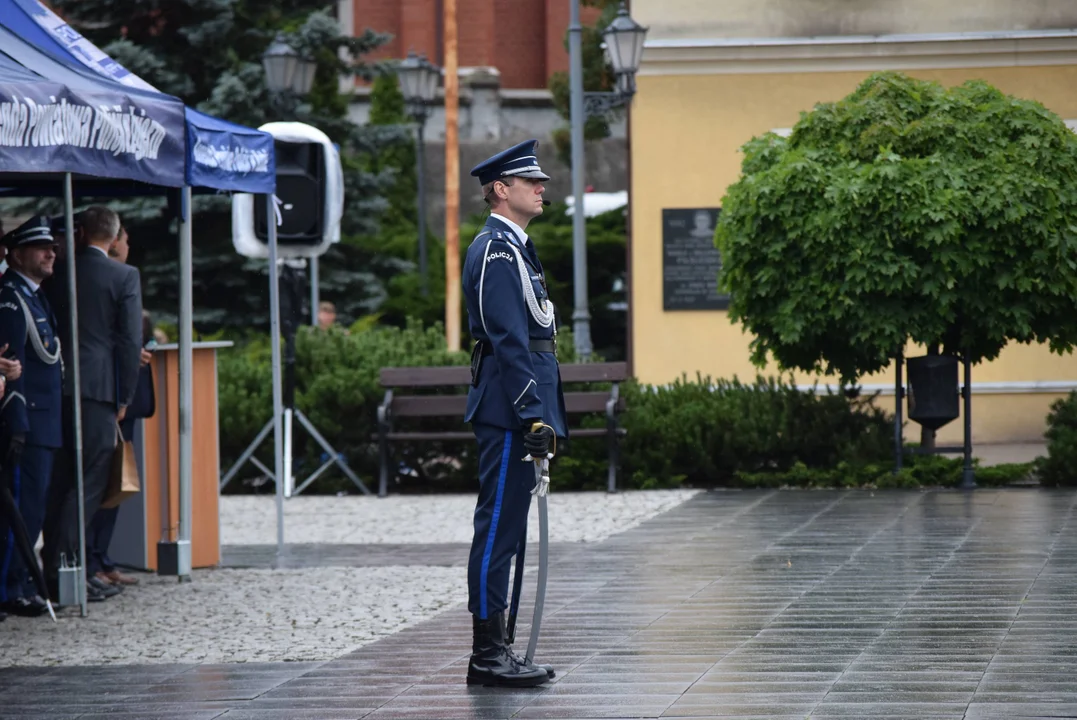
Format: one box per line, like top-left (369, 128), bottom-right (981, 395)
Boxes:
top-left (351, 0), bottom-right (604, 89)
top-left (494, 0), bottom-right (545, 89)
top-left (354, 0), bottom-right (402, 61)
top-left (400, 0), bottom-right (439, 59)
top-left (457, 0), bottom-right (496, 67)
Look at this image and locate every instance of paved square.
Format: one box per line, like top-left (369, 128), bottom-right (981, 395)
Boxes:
top-left (2, 488), bottom-right (1076, 719)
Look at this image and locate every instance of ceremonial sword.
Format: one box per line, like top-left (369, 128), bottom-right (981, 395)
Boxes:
top-left (524, 452), bottom-right (550, 665)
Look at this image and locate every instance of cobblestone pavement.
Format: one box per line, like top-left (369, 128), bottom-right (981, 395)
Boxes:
top-left (3, 488), bottom-right (1077, 719)
top-left (220, 489), bottom-right (702, 545)
top-left (0, 567), bottom-right (467, 666)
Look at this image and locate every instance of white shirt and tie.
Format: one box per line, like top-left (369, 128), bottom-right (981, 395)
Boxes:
top-left (491, 213), bottom-right (529, 245)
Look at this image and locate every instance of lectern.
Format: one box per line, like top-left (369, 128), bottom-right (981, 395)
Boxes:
top-left (109, 341), bottom-right (232, 571)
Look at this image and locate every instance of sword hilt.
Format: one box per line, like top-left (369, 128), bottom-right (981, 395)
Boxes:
top-left (528, 421), bottom-right (556, 458)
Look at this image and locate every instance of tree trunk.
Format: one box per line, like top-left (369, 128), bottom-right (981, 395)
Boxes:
top-left (919, 344), bottom-right (939, 451)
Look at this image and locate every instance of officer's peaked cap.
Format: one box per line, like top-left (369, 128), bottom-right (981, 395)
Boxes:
top-left (470, 139), bottom-right (551, 186)
top-left (4, 215), bottom-right (56, 249)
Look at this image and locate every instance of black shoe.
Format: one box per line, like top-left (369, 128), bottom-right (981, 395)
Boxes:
top-left (0, 610), bottom-right (6, 621)
top-left (85, 583), bottom-right (107, 602)
top-left (27, 595), bottom-right (53, 615)
top-left (503, 612), bottom-right (555, 678)
top-left (1, 597), bottom-right (49, 618)
top-left (466, 611), bottom-right (549, 688)
top-left (87, 576), bottom-right (121, 598)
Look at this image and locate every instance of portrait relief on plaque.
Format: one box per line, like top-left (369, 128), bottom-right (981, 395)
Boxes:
top-left (662, 208), bottom-right (730, 311)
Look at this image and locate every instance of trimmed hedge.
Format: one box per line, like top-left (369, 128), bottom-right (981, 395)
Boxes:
top-left (1037, 391), bottom-right (1077, 486)
top-left (216, 321), bottom-right (1041, 493)
top-left (553, 374), bottom-right (893, 490)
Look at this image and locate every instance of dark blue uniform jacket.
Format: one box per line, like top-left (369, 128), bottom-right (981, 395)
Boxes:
top-left (0, 272), bottom-right (63, 448)
top-left (462, 217), bottom-right (568, 437)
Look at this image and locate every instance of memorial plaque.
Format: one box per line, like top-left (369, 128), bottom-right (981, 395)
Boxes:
top-left (662, 208), bottom-right (729, 311)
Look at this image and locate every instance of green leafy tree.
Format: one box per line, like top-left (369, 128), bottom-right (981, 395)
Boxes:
top-left (716, 71), bottom-right (1077, 386)
top-left (548, 0), bottom-right (622, 166)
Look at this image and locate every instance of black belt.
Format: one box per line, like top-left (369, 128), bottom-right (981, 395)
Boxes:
top-left (479, 338), bottom-right (556, 356)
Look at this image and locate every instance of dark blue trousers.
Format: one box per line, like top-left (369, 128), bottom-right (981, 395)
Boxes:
top-left (468, 423), bottom-right (535, 619)
top-left (0, 445), bottom-right (55, 601)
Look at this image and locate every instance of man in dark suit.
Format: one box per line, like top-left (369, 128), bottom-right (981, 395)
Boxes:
top-left (43, 206), bottom-right (143, 604)
top-left (87, 228), bottom-right (154, 588)
top-left (0, 217), bottom-right (63, 618)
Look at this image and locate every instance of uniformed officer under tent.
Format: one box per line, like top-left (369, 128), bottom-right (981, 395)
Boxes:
top-left (0, 9), bottom-right (283, 617)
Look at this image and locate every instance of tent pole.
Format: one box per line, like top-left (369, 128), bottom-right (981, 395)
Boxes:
top-left (309, 257), bottom-right (319, 327)
top-left (267, 196), bottom-right (285, 557)
top-left (177, 186), bottom-right (193, 578)
top-left (63, 173), bottom-right (88, 617)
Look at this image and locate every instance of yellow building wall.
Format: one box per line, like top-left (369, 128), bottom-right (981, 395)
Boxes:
top-left (629, 65), bottom-right (1077, 446)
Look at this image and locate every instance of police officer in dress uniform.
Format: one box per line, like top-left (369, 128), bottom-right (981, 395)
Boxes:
top-left (0, 216), bottom-right (62, 618)
top-left (462, 140), bottom-right (569, 688)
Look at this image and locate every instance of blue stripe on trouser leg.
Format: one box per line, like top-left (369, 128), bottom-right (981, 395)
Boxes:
top-left (0, 465), bottom-right (21, 603)
top-left (468, 424), bottom-right (536, 618)
top-left (479, 430), bottom-right (511, 618)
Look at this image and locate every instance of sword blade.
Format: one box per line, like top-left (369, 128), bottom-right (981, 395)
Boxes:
top-left (525, 464), bottom-right (549, 664)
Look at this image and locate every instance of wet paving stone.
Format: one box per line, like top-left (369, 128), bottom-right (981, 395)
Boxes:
top-left (4, 489), bottom-right (1077, 718)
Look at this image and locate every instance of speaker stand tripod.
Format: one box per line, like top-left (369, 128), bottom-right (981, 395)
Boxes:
top-left (220, 265), bottom-right (370, 497)
top-left (219, 406), bottom-right (370, 496)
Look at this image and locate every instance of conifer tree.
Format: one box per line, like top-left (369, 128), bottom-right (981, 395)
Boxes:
top-left (45, 0), bottom-right (407, 330)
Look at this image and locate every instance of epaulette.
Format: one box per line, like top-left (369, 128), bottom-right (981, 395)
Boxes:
top-left (473, 229), bottom-right (513, 246)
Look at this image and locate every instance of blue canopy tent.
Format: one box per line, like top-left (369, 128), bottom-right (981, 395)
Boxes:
top-left (1, 0), bottom-right (276, 195)
top-left (0, 25), bottom-right (188, 190)
top-left (0, 4), bottom-right (288, 615)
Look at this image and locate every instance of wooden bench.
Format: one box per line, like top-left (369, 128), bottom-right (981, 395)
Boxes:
top-left (376, 362), bottom-right (628, 497)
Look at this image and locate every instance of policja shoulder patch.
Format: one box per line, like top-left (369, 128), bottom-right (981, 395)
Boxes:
top-left (486, 250), bottom-right (514, 264)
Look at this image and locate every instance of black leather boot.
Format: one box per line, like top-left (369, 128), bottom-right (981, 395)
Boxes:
top-left (466, 612), bottom-right (549, 687)
top-left (503, 612), bottom-right (556, 679)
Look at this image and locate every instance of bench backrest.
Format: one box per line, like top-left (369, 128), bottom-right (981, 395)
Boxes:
top-left (379, 361), bottom-right (628, 389)
top-left (390, 391), bottom-right (624, 419)
top-left (380, 361), bottom-right (628, 420)
top-left (380, 366), bottom-right (470, 388)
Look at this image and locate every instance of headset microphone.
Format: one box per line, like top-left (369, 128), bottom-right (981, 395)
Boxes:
top-left (542, 200), bottom-right (551, 206)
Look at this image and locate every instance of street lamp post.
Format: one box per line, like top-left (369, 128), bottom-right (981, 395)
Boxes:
top-left (568, 1), bottom-right (647, 361)
top-left (263, 38), bottom-right (317, 113)
top-left (396, 51), bottom-right (442, 296)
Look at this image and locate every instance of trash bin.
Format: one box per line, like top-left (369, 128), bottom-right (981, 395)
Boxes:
top-left (906, 354), bottom-right (960, 431)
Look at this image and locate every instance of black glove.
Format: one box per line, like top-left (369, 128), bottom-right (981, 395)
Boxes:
top-left (523, 421), bottom-right (555, 459)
